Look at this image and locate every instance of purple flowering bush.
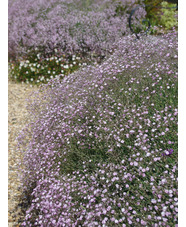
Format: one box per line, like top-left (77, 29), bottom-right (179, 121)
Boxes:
top-left (8, 0), bottom-right (150, 64)
top-left (17, 29), bottom-right (178, 226)
top-left (9, 0), bottom-right (178, 85)
top-left (9, 0), bottom-right (148, 84)
top-left (8, 0), bottom-right (144, 60)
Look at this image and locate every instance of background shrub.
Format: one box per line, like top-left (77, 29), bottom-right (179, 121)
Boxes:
top-left (9, 0), bottom-right (178, 85)
top-left (8, 0), bottom-right (145, 62)
top-left (156, 1), bottom-right (178, 30)
top-left (141, 0), bottom-right (178, 34)
top-left (9, 0), bottom-right (148, 84)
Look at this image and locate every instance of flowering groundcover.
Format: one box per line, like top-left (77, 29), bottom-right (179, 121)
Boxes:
top-left (16, 30), bottom-right (178, 226)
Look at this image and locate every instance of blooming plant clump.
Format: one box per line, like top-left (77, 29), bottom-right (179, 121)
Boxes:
top-left (145, 1), bottom-right (178, 33)
top-left (9, 0), bottom-right (178, 84)
top-left (23, 161), bottom-right (177, 226)
top-left (9, 0), bottom-right (146, 61)
top-left (17, 30), bottom-right (178, 226)
top-left (9, 0), bottom-right (147, 83)
top-left (9, 53), bottom-right (86, 85)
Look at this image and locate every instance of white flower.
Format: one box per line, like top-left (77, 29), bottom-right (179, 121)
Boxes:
top-left (109, 112), bottom-right (114, 115)
top-left (116, 184), bottom-right (119, 188)
top-left (31, 67), bottom-right (35, 72)
top-left (20, 61), bottom-right (24, 66)
top-left (161, 179), bottom-right (166, 184)
top-left (151, 199), bottom-right (156, 204)
top-left (121, 208), bottom-right (125, 213)
top-left (134, 161), bottom-right (138, 166)
top-left (117, 143), bottom-right (121, 147)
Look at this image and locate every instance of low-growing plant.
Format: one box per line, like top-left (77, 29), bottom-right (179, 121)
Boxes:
top-left (8, 0), bottom-right (146, 62)
top-left (22, 160), bottom-right (177, 226)
top-left (9, 52), bottom-right (87, 85)
top-left (17, 30), bottom-right (178, 226)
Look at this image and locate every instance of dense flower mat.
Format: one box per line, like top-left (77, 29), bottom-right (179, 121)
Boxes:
top-left (17, 31), bottom-right (178, 226)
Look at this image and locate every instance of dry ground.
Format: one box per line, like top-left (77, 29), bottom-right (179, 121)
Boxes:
top-left (8, 80), bottom-right (38, 226)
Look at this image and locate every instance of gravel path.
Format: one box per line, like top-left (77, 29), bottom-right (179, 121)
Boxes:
top-left (8, 80), bottom-right (38, 226)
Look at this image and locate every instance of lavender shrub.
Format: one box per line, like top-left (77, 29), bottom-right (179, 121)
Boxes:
top-left (17, 31), bottom-right (177, 226)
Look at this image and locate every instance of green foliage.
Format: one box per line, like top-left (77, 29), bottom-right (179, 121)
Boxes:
top-left (143, 0), bottom-right (178, 33)
top-left (114, 2), bottom-right (129, 16)
top-left (9, 52), bottom-right (84, 85)
top-left (157, 1), bottom-right (178, 30)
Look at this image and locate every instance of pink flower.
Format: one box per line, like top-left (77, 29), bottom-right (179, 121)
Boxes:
top-left (141, 220), bottom-right (146, 225)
